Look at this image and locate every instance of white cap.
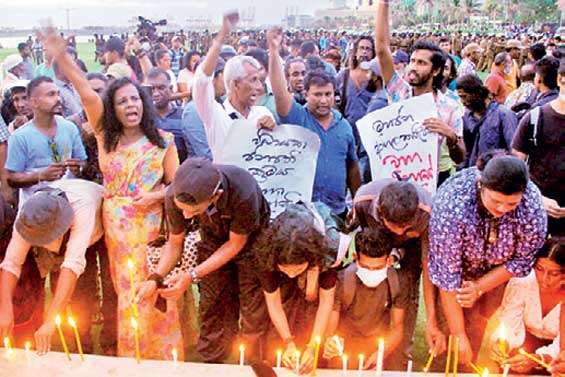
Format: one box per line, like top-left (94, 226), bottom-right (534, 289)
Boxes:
top-left (2, 54), bottom-right (23, 72)
top-left (4, 79), bottom-right (29, 92)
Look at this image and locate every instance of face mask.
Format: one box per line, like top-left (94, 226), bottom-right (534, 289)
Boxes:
top-left (356, 264), bottom-right (388, 288)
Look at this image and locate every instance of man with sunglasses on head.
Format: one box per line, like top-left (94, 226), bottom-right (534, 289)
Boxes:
top-left (159, 158), bottom-right (271, 363)
top-left (0, 178), bottom-right (104, 355)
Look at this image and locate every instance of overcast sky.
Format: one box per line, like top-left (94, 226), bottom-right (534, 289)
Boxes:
top-left (0, 0), bottom-right (352, 29)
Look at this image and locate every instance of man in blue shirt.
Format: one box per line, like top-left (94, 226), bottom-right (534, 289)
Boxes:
top-left (145, 67), bottom-right (190, 163)
top-left (5, 76), bottom-right (86, 207)
top-left (268, 28), bottom-right (361, 218)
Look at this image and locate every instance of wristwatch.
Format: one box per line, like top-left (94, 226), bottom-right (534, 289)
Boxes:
top-left (188, 267), bottom-right (201, 284)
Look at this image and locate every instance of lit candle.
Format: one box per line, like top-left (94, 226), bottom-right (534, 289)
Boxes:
top-left (55, 315), bottom-right (71, 361)
top-left (342, 354), bottom-right (348, 375)
top-left (497, 323), bottom-right (508, 358)
top-left (376, 338), bottom-right (384, 377)
top-left (239, 344), bottom-right (245, 366)
top-left (276, 349), bottom-right (282, 368)
top-left (295, 350), bottom-right (301, 375)
top-left (406, 359), bottom-right (413, 377)
top-left (358, 354), bottom-right (365, 371)
top-left (172, 348), bottom-right (178, 364)
top-left (130, 317), bottom-right (141, 364)
top-left (127, 258), bottom-right (139, 319)
top-left (24, 341), bottom-right (31, 361)
top-left (481, 367), bottom-right (489, 377)
top-left (68, 317), bottom-right (84, 361)
top-left (422, 350), bottom-right (435, 373)
top-left (453, 337), bottom-right (459, 377)
top-left (444, 335), bottom-right (452, 377)
top-left (4, 336), bottom-right (14, 356)
top-left (312, 336), bottom-right (321, 375)
top-left (518, 348), bottom-right (552, 370)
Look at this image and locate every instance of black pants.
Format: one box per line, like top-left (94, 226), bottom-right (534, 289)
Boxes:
top-left (196, 242), bottom-right (269, 363)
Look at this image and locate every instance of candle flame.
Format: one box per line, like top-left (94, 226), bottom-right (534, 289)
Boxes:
top-left (172, 348), bottom-right (178, 362)
top-left (127, 258), bottom-right (134, 270)
top-left (378, 337), bottom-right (384, 346)
top-left (25, 341), bottom-right (31, 351)
top-left (68, 317), bottom-right (77, 328)
top-left (342, 354), bottom-right (348, 361)
top-left (482, 368), bottom-right (489, 377)
top-left (315, 335), bottom-right (321, 344)
top-left (359, 353), bottom-right (364, 359)
top-left (130, 317), bottom-right (138, 329)
top-left (3, 337), bottom-right (10, 349)
top-left (277, 349), bottom-right (282, 355)
top-left (55, 315), bottom-right (62, 326)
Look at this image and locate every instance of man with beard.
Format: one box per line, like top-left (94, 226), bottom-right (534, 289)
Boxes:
top-left (456, 74), bottom-right (517, 168)
top-left (268, 27), bottom-right (361, 219)
top-left (145, 67), bottom-right (190, 163)
top-left (5, 76), bottom-right (86, 208)
top-left (374, 1), bottom-right (465, 367)
top-left (284, 57), bottom-right (307, 105)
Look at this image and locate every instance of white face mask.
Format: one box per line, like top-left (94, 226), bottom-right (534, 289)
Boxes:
top-left (356, 265), bottom-right (388, 288)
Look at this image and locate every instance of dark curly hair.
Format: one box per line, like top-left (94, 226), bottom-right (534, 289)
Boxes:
top-left (255, 203), bottom-right (335, 272)
top-left (100, 77), bottom-right (166, 153)
top-left (355, 227), bottom-right (392, 258)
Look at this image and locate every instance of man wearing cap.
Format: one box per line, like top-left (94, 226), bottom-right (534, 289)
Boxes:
top-left (1, 54), bottom-right (25, 95)
top-left (192, 14), bottom-right (275, 162)
top-left (458, 43), bottom-right (482, 78)
top-left (103, 37), bottom-right (135, 81)
top-left (3, 79), bottom-right (32, 133)
top-left (505, 39), bottom-right (523, 92)
top-left (392, 50), bottom-right (409, 78)
top-left (0, 178), bottom-right (104, 353)
top-left (159, 158), bottom-right (271, 363)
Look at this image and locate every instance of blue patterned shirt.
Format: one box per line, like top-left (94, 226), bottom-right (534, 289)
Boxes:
top-left (428, 167), bottom-right (547, 291)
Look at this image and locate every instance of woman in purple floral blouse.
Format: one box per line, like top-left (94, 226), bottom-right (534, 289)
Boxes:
top-left (428, 151), bottom-right (547, 364)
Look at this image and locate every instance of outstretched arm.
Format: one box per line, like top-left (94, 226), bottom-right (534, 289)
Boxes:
top-left (267, 27), bottom-right (293, 117)
top-left (374, 0), bottom-right (395, 84)
top-left (42, 29), bottom-right (104, 134)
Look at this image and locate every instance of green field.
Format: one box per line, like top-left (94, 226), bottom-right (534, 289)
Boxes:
top-left (0, 42), bottom-right (102, 73)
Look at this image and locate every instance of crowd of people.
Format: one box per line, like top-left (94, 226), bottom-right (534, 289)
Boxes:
top-left (0, 1), bottom-right (563, 375)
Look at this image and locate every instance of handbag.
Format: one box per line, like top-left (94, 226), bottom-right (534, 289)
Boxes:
top-left (146, 206), bottom-right (199, 286)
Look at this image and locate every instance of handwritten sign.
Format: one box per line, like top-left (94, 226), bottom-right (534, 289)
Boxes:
top-left (357, 93), bottom-right (439, 194)
top-left (218, 121), bottom-right (321, 217)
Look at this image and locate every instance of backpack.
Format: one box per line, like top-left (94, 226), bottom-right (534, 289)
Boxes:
top-left (340, 263), bottom-right (401, 311)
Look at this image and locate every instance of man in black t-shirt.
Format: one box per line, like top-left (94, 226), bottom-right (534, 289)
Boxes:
top-left (159, 158), bottom-right (270, 363)
top-left (512, 61), bottom-right (565, 237)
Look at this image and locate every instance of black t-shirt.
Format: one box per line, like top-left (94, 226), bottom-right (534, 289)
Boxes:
top-left (512, 103), bottom-right (565, 204)
top-left (166, 164), bottom-right (271, 247)
top-left (259, 269), bottom-right (338, 294)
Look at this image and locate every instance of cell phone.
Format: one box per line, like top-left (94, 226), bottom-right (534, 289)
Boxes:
top-left (224, 10), bottom-right (239, 27)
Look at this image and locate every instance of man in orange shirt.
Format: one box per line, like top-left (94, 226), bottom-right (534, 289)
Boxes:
top-left (504, 39), bottom-right (523, 92)
top-left (486, 52), bottom-right (512, 104)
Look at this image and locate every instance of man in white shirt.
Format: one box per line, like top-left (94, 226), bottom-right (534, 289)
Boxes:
top-left (192, 14), bottom-right (275, 161)
top-left (0, 179), bottom-right (104, 354)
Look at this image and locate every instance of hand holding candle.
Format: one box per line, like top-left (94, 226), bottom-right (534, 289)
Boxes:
top-left (68, 317), bottom-right (84, 361)
top-left (55, 315), bottom-right (71, 361)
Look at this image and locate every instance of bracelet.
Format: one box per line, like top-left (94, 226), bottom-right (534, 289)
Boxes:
top-left (147, 273), bottom-right (165, 288)
top-left (188, 267), bottom-right (200, 284)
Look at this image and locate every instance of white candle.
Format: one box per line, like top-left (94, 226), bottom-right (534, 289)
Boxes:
top-left (502, 364), bottom-right (510, 377)
top-left (406, 360), bottom-right (413, 377)
top-left (342, 354), bottom-right (348, 375)
top-left (376, 338), bottom-right (385, 377)
top-left (295, 350), bottom-right (301, 375)
top-left (358, 354), bottom-right (365, 371)
top-left (172, 348), bottom-right (178, 364)
top-left (239, 344), bottom-right (245, 366)
top-left (276, 349), bottom-right (282, 368)
top-left (24, 341), bottom-right (31, 361)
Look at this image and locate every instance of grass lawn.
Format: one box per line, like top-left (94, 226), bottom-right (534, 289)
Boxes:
top-left (0, 42), bottom-right (102, 73)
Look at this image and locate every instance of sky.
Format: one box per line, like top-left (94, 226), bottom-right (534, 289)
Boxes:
top-left (0, 0), bottom-right (352, 29)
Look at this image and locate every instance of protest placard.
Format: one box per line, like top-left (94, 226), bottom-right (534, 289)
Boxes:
top-left (218, 122), bottom-right (321, 217)
top-left (357, 93), bottom-right (439, 194)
